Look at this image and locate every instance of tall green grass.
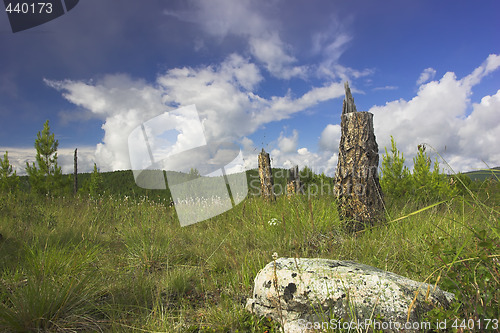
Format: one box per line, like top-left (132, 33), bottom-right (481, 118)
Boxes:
top-left (0, 240), bottom-right (103, 331)
top-left (0, 179), bottom-right (498, 332)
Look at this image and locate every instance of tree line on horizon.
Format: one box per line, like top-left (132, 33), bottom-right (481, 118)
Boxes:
top-left (0, 120), bottom-right (495, 204)
top-left (0, 120), bottom-right (105, 198)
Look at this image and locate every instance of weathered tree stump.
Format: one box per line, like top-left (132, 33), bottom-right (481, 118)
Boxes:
top-left (334, 82), bottom-right (385, 232)
top-left (286, 165), bottom-right (302, 196)
top-left (258, 148), bottom-right (275, 201)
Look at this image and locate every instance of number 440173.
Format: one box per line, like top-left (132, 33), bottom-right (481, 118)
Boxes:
top-left (5, 2), bottom-right (53, 14)
top-left (452, 318), bottom-right (499, 330)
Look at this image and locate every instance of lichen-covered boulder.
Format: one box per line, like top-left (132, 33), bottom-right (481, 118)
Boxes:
top-left (246, 258), bottom-right (454, 333)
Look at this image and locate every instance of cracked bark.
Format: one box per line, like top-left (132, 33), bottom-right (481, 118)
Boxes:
top-left (286, 165), bottom-right (302, 196)
top-left (334, 82), bottom-right (385, 232)
top-left (258, 148), bottom-right (275, 201)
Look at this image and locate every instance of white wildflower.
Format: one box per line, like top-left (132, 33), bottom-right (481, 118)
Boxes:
top-left (268, 218), bottom-right (280, 226)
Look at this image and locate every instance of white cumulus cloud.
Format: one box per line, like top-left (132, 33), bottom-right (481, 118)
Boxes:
top-left (249, 34), bottom-right (308, 79)
top-left (370, 54), bottom-right (500, 172)
top-left (47, 55), bottom-right (345, 173)
top-left (165, 0), bottom-right (358, 81)
top-left (277, 130), bottom-right (299, 153)
top-left (416, 67), bottom-right (436, 85)
top-left (319, 124), bottom-right (341, 151)
top-left (166, 0), bottom-right (307, 79)
top-left (45, 75), bottom-right (168, 171)
top-left (0, 146), bottom-right (97, 176)
top-left (42, 54), bottom-right (500, 176)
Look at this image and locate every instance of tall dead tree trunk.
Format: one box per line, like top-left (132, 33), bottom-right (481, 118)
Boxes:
top-left (334, 82), bottom-right (385, 232)
top-left (287, 165), bottom-right (302, 196)
top-left (73, 148), bottom-right (78, 195)
top-left (258, 148), bottom-right (275, 201)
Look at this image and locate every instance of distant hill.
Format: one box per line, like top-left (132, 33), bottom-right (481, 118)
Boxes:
top-left (16, 168), bottom-right (297, 201)
top-left (16, 166), bottom-right (497, 200)
top-left (462, 167), bottom-right (500, 182)
top-left (18, 170), bottom-right (173, 201)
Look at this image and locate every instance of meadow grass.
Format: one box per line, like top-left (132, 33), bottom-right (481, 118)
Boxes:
top-left (0, 182), bottom-right (498, 332)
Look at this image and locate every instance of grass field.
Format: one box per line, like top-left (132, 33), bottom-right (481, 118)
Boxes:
top-left (0, 178), bottom-right (498, 332)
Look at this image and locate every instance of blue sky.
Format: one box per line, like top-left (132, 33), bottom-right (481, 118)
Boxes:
top-left (1, 0), bottom-right (499, 176)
